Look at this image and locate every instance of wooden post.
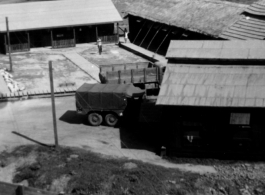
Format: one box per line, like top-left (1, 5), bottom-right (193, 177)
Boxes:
top-left (4, 35), bottom-right (6, 52)
top-left (49, 61), bottom-right (59, 149)
top-left (96, 26), bottom-right (98, 39)
top-left (50, 30), bottom-right (53, 48)
top-left (131, 69), bottom-right (134, 83)
top-left (133, 20), bottom-right (147, 44)
top-left (106, 71), bottom-right (109, 84)
top-left (6, 17), bottom-right (12, 72)
top-left (156, 67), bottom-right (159, 83)
top-left (27, 32), bottom-right (30, 51)
top-left (118, 70), bottom-right (121, 84)
top-left (154, 28), bottom-right (172, 54)
top-left (143, 68), bottom-right (146, 83)
top-left (147, 24), bottom-right (163, 50)
top-left (116, 23), bottom-right (120, 44)
top-left (73, 28), bottom-right (76, 46)
top-left (139, 22), bottom-right (155, 47)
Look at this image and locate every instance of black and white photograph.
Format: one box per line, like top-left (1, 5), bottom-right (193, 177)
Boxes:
top-left (0, 0), bottom-right (265, 194)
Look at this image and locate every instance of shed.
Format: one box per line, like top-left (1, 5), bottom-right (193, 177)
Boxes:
top-left (155, 40), bottom-right (265, 155)
top-left (157, 64), bottom-right (265, 107)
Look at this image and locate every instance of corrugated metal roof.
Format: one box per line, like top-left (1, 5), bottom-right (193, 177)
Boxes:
top-left (245, 0), bottom-right (265, 16)
top-left (166, 40), bottom-right (265, 59)
top-left (157, 65), bottom-right (265, 107)
top-left (0, 0), bottom-right (122, 32)
top-left (220, 1), bottom-right (265, 40)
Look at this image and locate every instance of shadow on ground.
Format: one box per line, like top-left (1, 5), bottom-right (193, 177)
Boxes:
top-left (118, 98), bottom-right (163, 155)
top-left (119, 121), bottom-right (162, 154)
top-left (59, 110), bottom-right (89, 125)
top-left (12, 131), bottom-right (53, 148)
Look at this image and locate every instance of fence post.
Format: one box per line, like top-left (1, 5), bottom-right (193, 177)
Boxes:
top-left (73, 28), bottom-right (76, 46)
top-left (51, 30), bottom-right (53, 49)
top-left (131, 69), bottom-right (134, 83)
top-left (156, 67), bottom-right (159, 83)
top-left (143, 68), bottom-right (146, 83)
top-left (106, 71), bottom-right (108, 84)
top-left (6, 17), bottom-right (12, 72)
top-left (27, 32), bottom-right (30, 51)
top-left (118, 70), bottom-right (121, 84)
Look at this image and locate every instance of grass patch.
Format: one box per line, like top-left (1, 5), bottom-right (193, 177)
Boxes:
top-left (4, 145), bottom-right (247, 195)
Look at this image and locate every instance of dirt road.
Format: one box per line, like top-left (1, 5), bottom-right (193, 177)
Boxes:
top-left (0, 96), bottom-right (216, 174)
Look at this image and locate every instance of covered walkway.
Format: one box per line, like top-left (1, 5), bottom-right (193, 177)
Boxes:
top-left (119, 38), bottom-right (168, 64)
top-left (64, 53), bottom-right (100, 83)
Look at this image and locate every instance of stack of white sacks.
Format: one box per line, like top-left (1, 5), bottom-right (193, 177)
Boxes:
top-left (0, 68), bottom-right (25, 93)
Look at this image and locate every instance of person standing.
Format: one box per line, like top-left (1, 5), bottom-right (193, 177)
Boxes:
top-left (124, 28), bottom-right (129, 43)
top-left (97, 37), bottom-right (102, 55)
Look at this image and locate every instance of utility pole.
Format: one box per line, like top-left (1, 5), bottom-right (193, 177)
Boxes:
top-left (49, 61), bottom-right (59, 149)
top-left (6, 17), bottom-right (12, 72)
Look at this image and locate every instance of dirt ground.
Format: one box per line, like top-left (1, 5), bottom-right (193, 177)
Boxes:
top-left (0, 53), bottom-right (95, 92)
top-left (0, 97), bottom-right (265, 195)
top-left (79, 44), bottom-right (148, 66)
top-left (0, 43), bottom-right (148, 93)
top-left (0, 96), bottom-right (215, 174)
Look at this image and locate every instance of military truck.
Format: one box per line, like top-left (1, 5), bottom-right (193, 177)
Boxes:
top-left (75, 83), bottom-right (145, 126)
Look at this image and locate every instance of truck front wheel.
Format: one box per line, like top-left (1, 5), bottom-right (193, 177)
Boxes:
top-left (88, 113), bottom-right (103, 126)
top-left (105, 113), bottom-right (118, 127)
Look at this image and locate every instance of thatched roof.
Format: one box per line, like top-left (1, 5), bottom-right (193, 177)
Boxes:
top-left (126, 0), bottom-right (248, 37)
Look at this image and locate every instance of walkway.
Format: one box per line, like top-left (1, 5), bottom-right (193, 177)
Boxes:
top-left (119, 38), bottom-right (168, 64)
top-left (64, 53), bottom-right (100, 83)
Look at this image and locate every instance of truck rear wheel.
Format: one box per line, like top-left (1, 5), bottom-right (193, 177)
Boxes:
top-left (105, 113), bottom-right (118, 127)
top-left (88, 113), bottom-right (103, 126)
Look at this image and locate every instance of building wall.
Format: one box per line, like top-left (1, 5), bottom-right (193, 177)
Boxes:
top-left (157, 106), bottom-right (265, 156)
top-left (128, 15), bottom-right (216, 56)
top-left (1, 23), bottom-right (116, 53)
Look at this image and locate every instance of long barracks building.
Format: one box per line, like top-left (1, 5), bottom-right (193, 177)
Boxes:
top-left (0, 0), bottom-right (122, 53)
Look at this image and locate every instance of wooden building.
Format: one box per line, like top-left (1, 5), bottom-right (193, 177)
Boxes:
top-left (0, 0), bottom-right (122, 53)
top-left (155, 40), bottom-right (265, 158)
top-left (123, 0), bottom-right (251, 56)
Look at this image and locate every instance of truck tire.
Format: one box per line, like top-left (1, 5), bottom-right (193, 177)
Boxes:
top-left (88, 113), bottom-right (103, 126)
top-left (105, 113), bottom-right (118, 127)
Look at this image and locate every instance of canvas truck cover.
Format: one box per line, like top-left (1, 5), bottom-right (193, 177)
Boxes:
top-left (75, 83), bottom-right (145, 111)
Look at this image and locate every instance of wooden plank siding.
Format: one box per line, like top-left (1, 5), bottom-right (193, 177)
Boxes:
top-left (99, 62), bottom-right (151, 75)
top-left (52, 39), bottom-right (75, 49)
top-left (5, 43), bottom-right (30, 53)
top-left (104, 67), bottom-right (162, 84)
top-left (99, 35), bottom-right (119, 44)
